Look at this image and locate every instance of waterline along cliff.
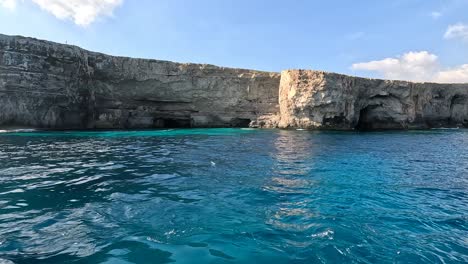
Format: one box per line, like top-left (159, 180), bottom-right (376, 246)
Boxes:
top-left (1, 34), bottom-right (467, 130)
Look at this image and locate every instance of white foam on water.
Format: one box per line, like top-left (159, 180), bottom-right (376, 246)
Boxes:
top-left (310, 229), bottom-right (334, 240)
top-left (0, 129), bottom-right (36, 133)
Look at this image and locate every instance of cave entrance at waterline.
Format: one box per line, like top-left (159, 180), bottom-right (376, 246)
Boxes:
top-left (153, 118), bottom-right (192, 128)
top-left (354, 106), bottom-right (374, 131)
top-left (230, 118), bottom-right (252, 128)
top-left (354, 105), bottom-right (407, 131)
top-left (153, 117), bottom-right (252, 128)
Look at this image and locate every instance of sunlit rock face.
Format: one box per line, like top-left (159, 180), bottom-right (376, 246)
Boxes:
top-left (278, 70), bottom-right (468, 130)
top-left (0, 34), bottom-right (467, 130)
top-left (0, 34), bottom-right (280, 129)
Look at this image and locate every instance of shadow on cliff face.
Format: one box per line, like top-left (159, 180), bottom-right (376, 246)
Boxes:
top-left (449, 95), bottom-right (468, 127)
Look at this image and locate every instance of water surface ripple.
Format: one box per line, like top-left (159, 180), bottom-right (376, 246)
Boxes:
top-left (0, 129), bottom-right (467, 263)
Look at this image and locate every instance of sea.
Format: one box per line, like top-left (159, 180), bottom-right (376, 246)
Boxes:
top-left (0, 128), bottom-right (466, 263)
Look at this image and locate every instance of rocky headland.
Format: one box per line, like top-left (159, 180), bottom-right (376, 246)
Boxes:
top-left (1, 34), bottom-right (467, 130)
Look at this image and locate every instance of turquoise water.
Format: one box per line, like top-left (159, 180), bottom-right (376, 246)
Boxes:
top-left (0, 128), bottom-right (467, 263)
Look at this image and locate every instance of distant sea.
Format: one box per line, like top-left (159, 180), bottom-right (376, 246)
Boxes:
top-left (0, 129), bottom-right (467, 263)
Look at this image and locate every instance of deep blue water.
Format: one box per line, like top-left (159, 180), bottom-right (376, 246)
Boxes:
top-left (0, 129), bottom-right (467, 264)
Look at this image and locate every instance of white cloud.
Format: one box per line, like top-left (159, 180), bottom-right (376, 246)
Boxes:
top-left (430, 11), bottom-right (442, 19)
top-left (351, 51), bottom-right (439, 82)
top-left (0, 0), bottom-right (18, 10)
top-left (31, 0), bottom-right (123, 26)
top-left (351, 51), bottom-right (468, 83)
top-left (444, 23), bottom-right (468, 41)
top-left (0, 0), bottom-right (123, 26)
top-left (435, 64), bottom-right (468, 83)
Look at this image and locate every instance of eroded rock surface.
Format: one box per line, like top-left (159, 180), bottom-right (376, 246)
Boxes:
top-left (1, 34), bottom-right (467, 130)
top-left (278, 70), bottom-right (468, 130)
top-left (0, 34), bottom-right (280, 129)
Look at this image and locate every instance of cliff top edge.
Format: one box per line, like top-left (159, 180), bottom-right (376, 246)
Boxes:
top-left (1, 33), bottom-right (466, 85)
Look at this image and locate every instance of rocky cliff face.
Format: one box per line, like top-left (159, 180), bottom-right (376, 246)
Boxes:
top-left (1, 34), bottom-right (467, 130)
top-left (278, 70), bottom-right (468, 130)
top-left (0, 34), bottom-right (280, 129)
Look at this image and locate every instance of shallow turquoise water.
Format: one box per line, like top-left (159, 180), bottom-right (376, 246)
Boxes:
top-left (0, 128), bottom-right (467, 263)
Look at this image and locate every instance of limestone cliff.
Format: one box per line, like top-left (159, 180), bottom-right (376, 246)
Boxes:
top-left (278, 70), bottom-right (468, 130)
top-left (0, 34), bottom-right (467, 130)
top-left (0, 34), bottom-right (280, 129)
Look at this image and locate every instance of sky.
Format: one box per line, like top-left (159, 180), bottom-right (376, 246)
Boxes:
top-left (0, 0), bottom-right (467, 82)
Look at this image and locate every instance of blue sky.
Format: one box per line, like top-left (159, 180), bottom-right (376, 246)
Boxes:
top-left (0, 0), bottom-right (467, 82)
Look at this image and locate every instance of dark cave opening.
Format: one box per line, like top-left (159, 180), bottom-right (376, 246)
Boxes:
top-left (152, 117), bottom-right (252, 128)
top-left (230, 118), bottom-right (252, 128)
top-left (155, 118), bottom-right (192, 128)
top-left (355, 106), bottom-right (373, 131)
